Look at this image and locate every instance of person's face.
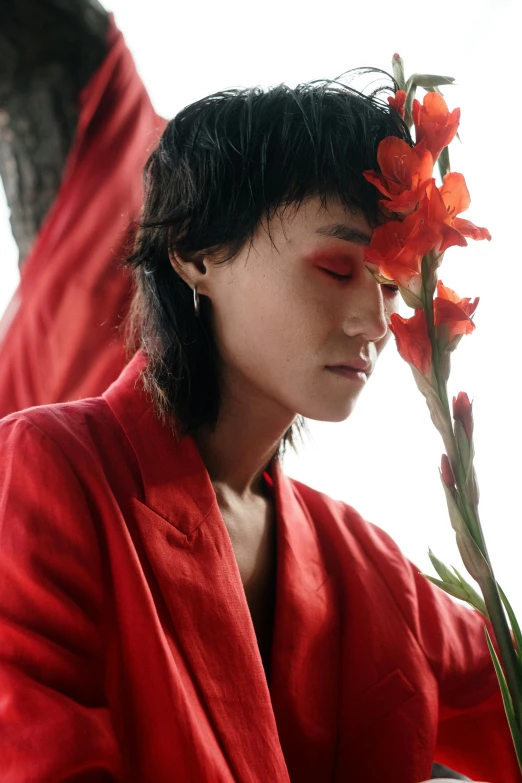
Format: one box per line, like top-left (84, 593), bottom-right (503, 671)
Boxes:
top-left (178, 197), bottom-right (400, 423)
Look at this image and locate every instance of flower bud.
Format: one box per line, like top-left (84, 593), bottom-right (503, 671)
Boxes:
top-left (453, 392), bottom-right (473, 442)
top-left (441, 454), bottom-right (455, 492)
top-left (455, 528), bottom-right (492, 584)
top-left (392, 53), bottom-right (406, 91)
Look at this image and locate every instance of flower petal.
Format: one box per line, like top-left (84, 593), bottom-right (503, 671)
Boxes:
top-left (453, 218), bottom-right (492, 242)
top-left (377, 137), bottom-right (433, 190)
top-left (388, 90), bottom-right (406, 118)
top-left (413, 93), bottom-right (460, 161)
top-left (423, 92), bottom-right (451, 123)
top-left (440, 172), bottom-right (471, 217)
top-left (362, 169), bottom-right (394, 199)
top-left (390, 310), bottom-right (432, 376)
top-left (436, 280), bottom-right (461, 304)
top-left (439, 225), bottom-right (469, 253)
top-left (436, 281), bottom-right (479, 318)
top-left (434, 295), bottom-right (479, 341)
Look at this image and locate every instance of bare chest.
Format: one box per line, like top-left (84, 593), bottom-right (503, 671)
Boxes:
top-left (218, 495), bottom-right (277, 676)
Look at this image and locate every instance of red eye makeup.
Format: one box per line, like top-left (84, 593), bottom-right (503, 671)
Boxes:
top-left (307, 249), bottom-right (356, 280)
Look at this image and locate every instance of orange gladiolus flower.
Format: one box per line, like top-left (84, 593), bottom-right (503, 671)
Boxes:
top-left (421, 173), bottom-right (491, 252)
top-left (434, 281), bottom-right (479, 341)
top-left (363, 137), bottom-right (434, 215)
top-left (388, 90), bottom-right (407, 119)
top-left (364, 209), bottom-right (439, 292)
top-left (453, 391), bottom-right (473, 442)
top-left (412, 92), bottom-right (460, 162)
top-left (390, 309), bottom-right (432, 375)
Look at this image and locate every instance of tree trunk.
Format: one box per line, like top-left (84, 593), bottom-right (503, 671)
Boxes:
top-left (0, 0), bottom-right (109, 266)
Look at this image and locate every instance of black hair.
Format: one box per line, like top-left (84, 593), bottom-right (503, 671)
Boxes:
top-left (126, 73), bottom-right (411, 454)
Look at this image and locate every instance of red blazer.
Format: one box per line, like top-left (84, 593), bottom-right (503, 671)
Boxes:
top-left (0, 17), bottom-right (165, 418)
top-left (0, 353), bottom-right (519, 783)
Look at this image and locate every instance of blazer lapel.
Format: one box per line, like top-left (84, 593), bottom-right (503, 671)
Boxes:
top-left (104, 355), bottom-right (290, 782)
top-left (268, 460), bottom-right (341, 783)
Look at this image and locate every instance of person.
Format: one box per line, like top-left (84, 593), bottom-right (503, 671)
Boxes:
top-left (0, 78), bottom-right (517, 783)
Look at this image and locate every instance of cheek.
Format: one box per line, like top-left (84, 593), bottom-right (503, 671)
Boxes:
top-left (213, 273), bottom-right (325, 375)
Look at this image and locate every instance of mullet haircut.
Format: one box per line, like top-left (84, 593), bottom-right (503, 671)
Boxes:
top-left (126, 73), bottom-right (411, 453)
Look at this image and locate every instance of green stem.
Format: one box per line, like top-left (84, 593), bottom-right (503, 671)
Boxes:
top-left (421, 254), bottom-right (522, 728)
top-left (481, 580), bottom-right (522, 730)
top-left (422, 258), bottom-right (450, 416)
top-left (435, 373), bottom-right (522, 729)
top-left (421, 256), bottom-right (486, 553)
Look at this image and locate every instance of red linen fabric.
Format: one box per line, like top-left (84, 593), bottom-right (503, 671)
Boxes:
top-left (0, 16), bottom-right (165, 418)
top-left (0, 352), bottom-right (519, 782)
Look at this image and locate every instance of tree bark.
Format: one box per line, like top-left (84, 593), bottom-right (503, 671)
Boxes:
top-left (0, 0), bottom-right (109, 266)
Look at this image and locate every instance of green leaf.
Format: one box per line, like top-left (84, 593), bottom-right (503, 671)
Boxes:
top-left (455, 526), bottom-right (492, 583)
top-left (422, 574), bottom-right (469, 602)
top-left (450, 566), bottom-right (489, 619)
top-left (366, 267), bottom-right (394, 286)
top-left (424, 556), bottom-right (489, 619)
top-left (485, 626), bottom-right (522, 770)
top-left (428, 549), bottom-right (461, 587)
top-left (498, 584), bottom-right (522, 660)
top-left (403, 78), bottom-right (417, 130)
top-left (439, 474), bottom-right (468, 536)
top-left (437, 346), bottom-right (452, 383)
top-left (411, 366), bottom-right (457, 467)
top-left (454, 419), bottom-right (471, 475)
top-left (409, 72), bottom-right (455, 89)
top-left (464, 463), bottom-right (480, 508)
top-left (446, 334), bottom-right (463, 353)
top-left (398, 284), bottom-right (424, 311)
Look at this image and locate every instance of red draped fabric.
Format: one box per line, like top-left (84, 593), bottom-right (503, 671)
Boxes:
top-left (0, 16), bottom-right (165, 418)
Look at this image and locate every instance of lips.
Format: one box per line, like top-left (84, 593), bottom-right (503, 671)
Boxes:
top-left (326, 359), bottom-right (373, 375)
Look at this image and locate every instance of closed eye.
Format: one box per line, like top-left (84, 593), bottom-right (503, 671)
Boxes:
top-left (321, 269), bottom-right (352, 281)
top-left (322, 269), bottom-right (398, 292)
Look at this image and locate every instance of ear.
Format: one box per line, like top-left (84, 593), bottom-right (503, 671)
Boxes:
top-left (168, 248), bottom-right (209, 291)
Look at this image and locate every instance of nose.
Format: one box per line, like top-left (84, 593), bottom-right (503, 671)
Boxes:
top-left (342, 270), bottom-right (389, 342)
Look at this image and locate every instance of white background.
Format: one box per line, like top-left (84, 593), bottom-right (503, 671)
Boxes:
top-left (1, 0), bottom-right (520, 617)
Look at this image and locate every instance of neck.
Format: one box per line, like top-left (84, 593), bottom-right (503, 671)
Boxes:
top-left (194, 381), bottom-right (296, 501)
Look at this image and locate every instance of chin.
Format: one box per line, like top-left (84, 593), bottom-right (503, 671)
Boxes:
top-left (299, 397), bottom-right (359, 423)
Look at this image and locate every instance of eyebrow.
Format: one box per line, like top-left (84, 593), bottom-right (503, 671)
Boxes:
top-left (315, 223), bottom-right (372, 246)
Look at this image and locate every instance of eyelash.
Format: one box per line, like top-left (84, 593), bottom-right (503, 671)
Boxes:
top-left (322, 269), bottom-right (399, 293)
top-left (322, 269), bottom-right (352, 281)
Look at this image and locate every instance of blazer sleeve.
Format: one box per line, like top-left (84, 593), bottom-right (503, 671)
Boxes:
top-left (394, 535), bottom-right (521, 783)
top-left (0, 415), bottom-right (124, 781)
top-left (294, 481), bottom-right (521, 782)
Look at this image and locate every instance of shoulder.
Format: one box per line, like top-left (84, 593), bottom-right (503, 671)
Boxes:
top-left (0, 403), bottom-right (112, 606)
top-left (289, 476), bottom-right (409, 572)
top-left (290, 477), bottom-right (476, 629)
top-left (289, 476), bottom-right (422, 616)
top-left (290, 477), bottom-right (490, 678)
top-left (0, 395), bottom-right (141, 519)
top-left (0, 394), bottom-right (125, 466)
